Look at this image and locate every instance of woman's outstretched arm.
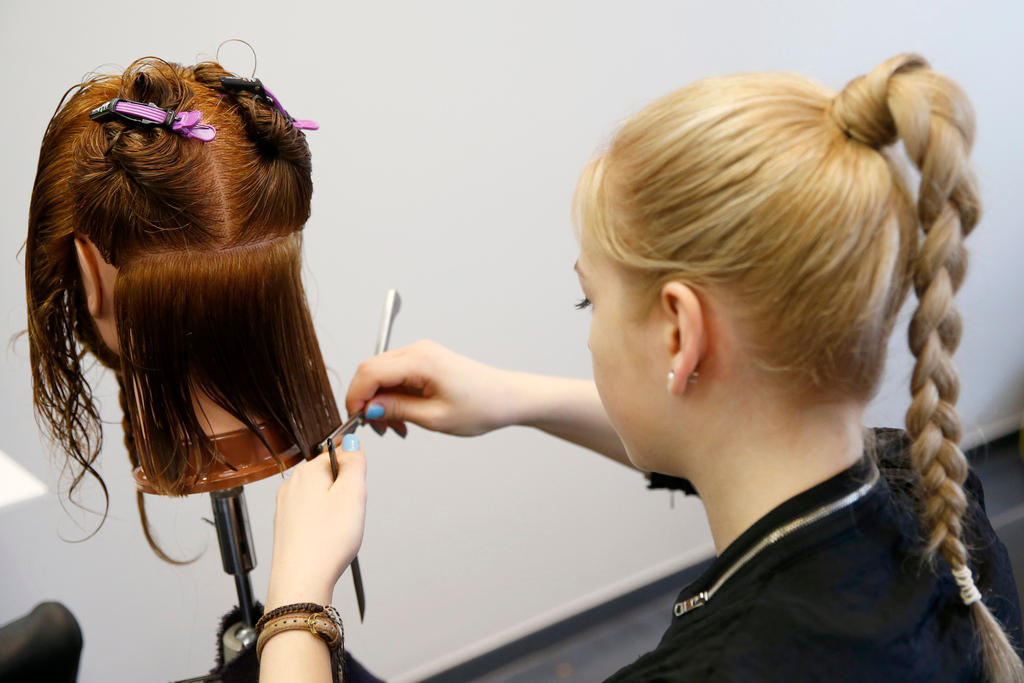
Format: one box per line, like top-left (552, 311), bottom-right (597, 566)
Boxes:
top-left (344, 339), bottom-right (633, 468)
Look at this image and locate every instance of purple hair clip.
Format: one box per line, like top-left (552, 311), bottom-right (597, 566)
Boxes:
top-left (219, 76), bottom-right (319, 131)
top-left (89, 99), bottom-right (217, 141)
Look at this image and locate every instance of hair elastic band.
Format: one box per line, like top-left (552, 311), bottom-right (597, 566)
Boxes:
top-left (89, 98), bottom-right (217, 141)
top-left (952, 565), bottom-right (982, 606)
top-left (219, 76), bottom-right (319, 130)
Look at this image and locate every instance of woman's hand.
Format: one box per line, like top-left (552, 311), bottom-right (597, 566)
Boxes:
top-left (266, 434), bottom-right (367, 610)
top-left (345, 339), bottom-right (523, 438)
top-left (345, 339), bottom-right (633, 467)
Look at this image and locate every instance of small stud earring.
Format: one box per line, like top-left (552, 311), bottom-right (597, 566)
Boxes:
top-left (668, 370), bottom-right (699, 392)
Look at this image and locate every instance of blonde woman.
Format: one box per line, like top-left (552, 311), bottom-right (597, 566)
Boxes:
top-left (263, 54), bottom-right (1023, 681)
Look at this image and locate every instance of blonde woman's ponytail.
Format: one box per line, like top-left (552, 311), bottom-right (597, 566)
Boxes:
top-left (579, 53), bottom-right (1022, 677)
top-left (834, 54), bottom-right (1022, 682)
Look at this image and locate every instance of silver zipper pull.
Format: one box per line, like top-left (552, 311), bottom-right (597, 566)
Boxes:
top-left (674, 591), bottom-right (708, 617)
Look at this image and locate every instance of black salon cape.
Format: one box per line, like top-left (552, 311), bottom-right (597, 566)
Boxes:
top-left (607, 428), bottom-right (1022, 682)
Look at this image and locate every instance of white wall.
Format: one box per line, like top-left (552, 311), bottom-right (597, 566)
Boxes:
top-left (1, 2), bottom-right (1022, 681)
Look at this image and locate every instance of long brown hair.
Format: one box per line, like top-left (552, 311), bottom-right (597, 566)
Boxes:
top-left (26, 57), bottom-right (339, 561)
top-left (576, 55), bottom-right (1022, 680)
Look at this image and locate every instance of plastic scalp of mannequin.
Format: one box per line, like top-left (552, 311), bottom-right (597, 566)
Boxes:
top-left (25, 57), bottom-right (339, 561)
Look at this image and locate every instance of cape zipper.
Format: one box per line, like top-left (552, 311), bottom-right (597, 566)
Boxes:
top-left (674, 464), bottom-right (880, 617)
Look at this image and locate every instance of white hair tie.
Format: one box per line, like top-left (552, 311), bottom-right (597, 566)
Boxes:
top-left (952, 565), bottom-right (982, 606)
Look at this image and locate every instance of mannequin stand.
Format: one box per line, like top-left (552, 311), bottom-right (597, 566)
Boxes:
top-left (170, 487), bottom-right (258, 683)
top-left (211, 487), bottom-right (259, 654)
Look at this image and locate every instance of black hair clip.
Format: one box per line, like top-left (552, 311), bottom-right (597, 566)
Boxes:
top-left (219, 76), bottom-right (269, 100)
top-left (89, 98), bottom-right (217, 141)
top-left (89, 98), bottom-right (175, 127)
top-left (218, 76), bottom-right (319, 131)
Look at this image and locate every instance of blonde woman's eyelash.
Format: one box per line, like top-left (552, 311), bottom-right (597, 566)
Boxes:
top-left (575, 297), bottom-right (592, 310)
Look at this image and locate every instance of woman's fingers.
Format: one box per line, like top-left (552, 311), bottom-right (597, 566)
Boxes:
top-left (332, 434), bottom-right (367, 494)
top-left (344, 343), bottom-right (435, 416)
top-left (364, 393), bottom-right (445, 432)
top-left (366, 418), bottom-right (409, 438)
top-left (344, 339), bottom-right (510, 438)
top-left (286, 437), bottom-right (366, 509)
top-left (267, 433), bottom-right (368, 612)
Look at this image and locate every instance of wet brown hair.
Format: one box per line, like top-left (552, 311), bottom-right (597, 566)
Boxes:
top-left (26, 57), bottom-right (339, 561)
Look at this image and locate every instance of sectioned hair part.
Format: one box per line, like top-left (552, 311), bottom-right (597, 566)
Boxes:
top-left (26, 57), bottom-right (339, 562)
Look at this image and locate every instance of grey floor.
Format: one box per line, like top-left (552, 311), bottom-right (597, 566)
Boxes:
top-left (463, 433), bottom-right (1024, 683)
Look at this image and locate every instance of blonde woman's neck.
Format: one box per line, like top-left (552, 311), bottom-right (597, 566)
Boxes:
top-left (684, 394), bottom-right (865, 555)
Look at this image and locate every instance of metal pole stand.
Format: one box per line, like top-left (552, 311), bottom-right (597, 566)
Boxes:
top-left (170, 486), bottom-right (258, 682)
top-left (210, 487), bottom-right (258, 662)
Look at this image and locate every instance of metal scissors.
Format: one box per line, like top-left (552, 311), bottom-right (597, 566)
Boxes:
top-left (319, 289), bottom-right (401, 622)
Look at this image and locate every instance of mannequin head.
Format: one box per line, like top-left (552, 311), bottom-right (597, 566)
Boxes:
top-left (26, 58), bottom-right (338, 545)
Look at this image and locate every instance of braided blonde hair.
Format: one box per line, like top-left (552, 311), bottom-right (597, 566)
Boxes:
top-left (576, 54), bottom-right (1022, 680)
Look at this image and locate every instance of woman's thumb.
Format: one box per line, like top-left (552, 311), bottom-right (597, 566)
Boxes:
top-left (364, 394), bottom-right (438, 430)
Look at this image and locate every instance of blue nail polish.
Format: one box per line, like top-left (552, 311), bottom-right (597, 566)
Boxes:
top-left (342, 434), bottom-right (360, 452)
top-left (365, 404), bottom-right (385, 420)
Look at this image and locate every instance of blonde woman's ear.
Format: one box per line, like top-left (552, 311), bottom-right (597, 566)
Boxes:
top-left (660, 281), bottom-right (705, 388)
